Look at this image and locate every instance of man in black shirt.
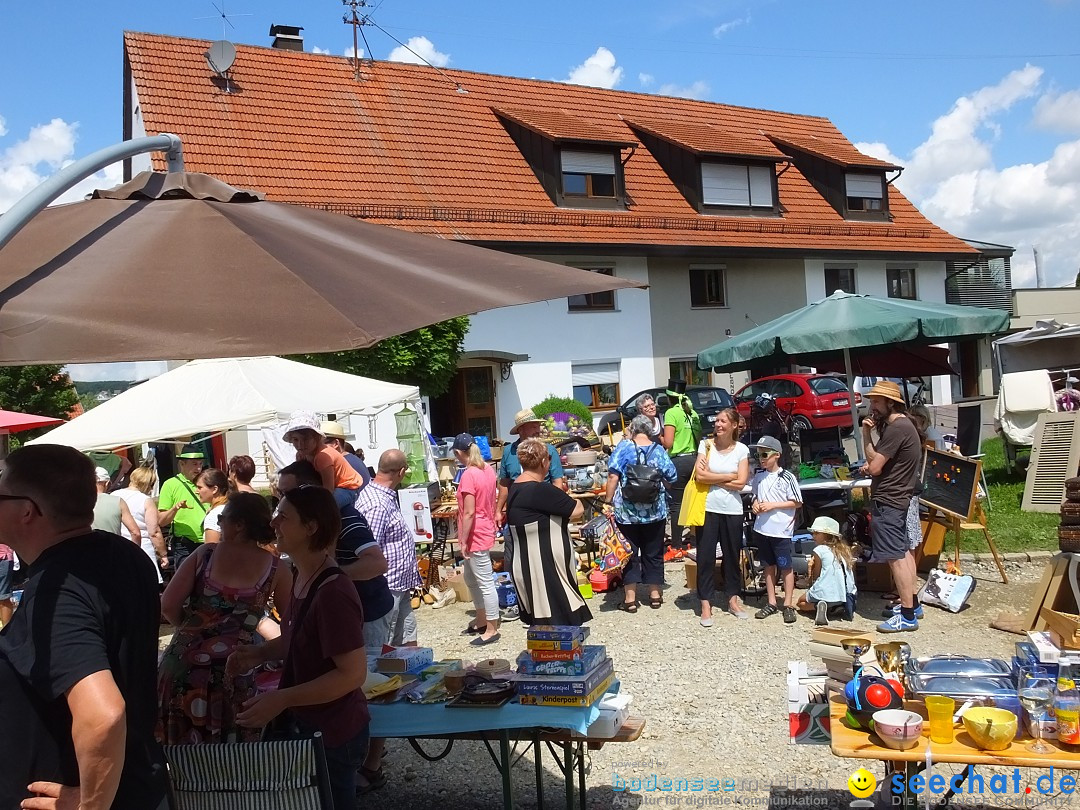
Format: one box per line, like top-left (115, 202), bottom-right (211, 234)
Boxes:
top-left (0, 445), bottom-right (168, 810)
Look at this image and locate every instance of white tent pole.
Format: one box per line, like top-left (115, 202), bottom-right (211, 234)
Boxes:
top-left (844, 347), bottom-right (860, 437)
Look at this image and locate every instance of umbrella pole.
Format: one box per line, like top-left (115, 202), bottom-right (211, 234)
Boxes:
top-left (844, 347), bottom-right (860, 440)
top-left (0, 134), bottom-right (185, 253)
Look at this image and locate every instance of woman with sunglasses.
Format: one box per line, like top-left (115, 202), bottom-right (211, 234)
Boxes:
top-left (157, 492), bottom-right (289, 744)
top-left (231, 485), bottom-right (369, 810)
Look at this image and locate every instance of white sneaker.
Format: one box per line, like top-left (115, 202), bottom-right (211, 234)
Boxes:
top-left (814, 601), bottom-right (829, 626)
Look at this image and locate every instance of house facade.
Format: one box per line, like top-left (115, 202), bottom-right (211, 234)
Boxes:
top-left (123, 30), bottom-right (982, 439)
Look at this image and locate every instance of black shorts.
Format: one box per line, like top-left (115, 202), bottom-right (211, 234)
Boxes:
top-left (752, 530), bottom-right (793, 571)
top-left (870, 501), bottom-right (908, 562)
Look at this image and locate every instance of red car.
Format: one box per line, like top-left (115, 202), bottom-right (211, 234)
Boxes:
top-left (733, 374), bottom-right (861, 436)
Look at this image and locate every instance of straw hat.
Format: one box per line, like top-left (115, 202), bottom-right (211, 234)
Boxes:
top-left (321, 420), bottom-right (348, 441)
top-left (509, 408), bottom-right (544, 435)
top-left (865, 380), bottom-right (904, 404)
top-left (808, 516), bottom-right (842, 538)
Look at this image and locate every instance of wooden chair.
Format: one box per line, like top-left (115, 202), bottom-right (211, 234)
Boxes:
top-left (163, 734), bottom-right (333, 810)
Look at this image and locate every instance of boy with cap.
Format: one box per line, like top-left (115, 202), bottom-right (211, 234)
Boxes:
top-left (749, 435), bottom-right (802, 624)
top-left (158, 444), bottom-right (208, 569)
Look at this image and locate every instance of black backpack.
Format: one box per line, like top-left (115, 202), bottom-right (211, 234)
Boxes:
top-left (621, 444), bottom-right (664, 504)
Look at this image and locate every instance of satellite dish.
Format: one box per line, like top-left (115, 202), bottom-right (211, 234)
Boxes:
top-left (205, 40), bottom-right (236, 75)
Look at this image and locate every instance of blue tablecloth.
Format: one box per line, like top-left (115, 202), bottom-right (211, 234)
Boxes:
top-left (368, 681), bottom-right (619, 738)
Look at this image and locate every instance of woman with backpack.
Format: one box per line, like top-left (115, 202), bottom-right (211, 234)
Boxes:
top-left (604, 415), bottom-right (678, 612)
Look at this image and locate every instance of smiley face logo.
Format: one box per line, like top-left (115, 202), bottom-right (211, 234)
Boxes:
top-left (848, 768), bottom-right (876, 798)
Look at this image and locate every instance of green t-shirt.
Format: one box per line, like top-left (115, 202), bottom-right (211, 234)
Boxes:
top-left (158, 474), bottom-right (208, 542)
top-left (664, 399), bottom-right (699, 456)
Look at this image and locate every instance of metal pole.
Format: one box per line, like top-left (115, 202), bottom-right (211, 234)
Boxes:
top-left (0, 134), bottom-right (184, 253)
top-left (844, 347), bottom-right (860, 437)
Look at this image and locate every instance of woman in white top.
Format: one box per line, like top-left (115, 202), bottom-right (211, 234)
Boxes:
top-left (196, 468), bottom-right (230, 544)
top-left (115, 465), bottom-right (169, 584)
top-left (633, 393), bottom-right (664, 441)
top-left (691, 408), bottom-right (750, 625)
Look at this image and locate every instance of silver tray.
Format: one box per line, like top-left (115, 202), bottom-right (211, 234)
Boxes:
top-left (905, 673), bottom-right (1016, 700)
top-left (905, 656), bottom-right (1011, 678)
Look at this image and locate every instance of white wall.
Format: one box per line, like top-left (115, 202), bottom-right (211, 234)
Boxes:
top-left (128, 79), bottom-right (153, 174)
top-left (463, 254), bottom-right (653, 433)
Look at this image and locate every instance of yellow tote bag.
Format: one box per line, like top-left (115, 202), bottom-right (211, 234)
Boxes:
top-left (678, 442), bottom-right (710, 527)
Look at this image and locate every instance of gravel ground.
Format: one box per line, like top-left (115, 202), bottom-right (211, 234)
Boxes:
top-left (364, 558), bottom-right (1051, 810)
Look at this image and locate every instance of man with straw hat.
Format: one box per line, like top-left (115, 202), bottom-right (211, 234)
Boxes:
top-left (495, 408), bottom-right (566, 528)
top-left (860, 380), bottom-right (923, 633)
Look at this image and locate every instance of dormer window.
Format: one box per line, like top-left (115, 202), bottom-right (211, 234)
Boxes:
top-left (845, 173), bottom-right (884, 212)
top-left (701, 162), bottom-right (775, 209)
top-left (561, 150), bottom-right (618, 199)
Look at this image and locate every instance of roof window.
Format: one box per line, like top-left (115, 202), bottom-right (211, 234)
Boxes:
top-left (561, 150), bottom-right (618, 199)
top-left (701, 163), bottom-right (774, 209)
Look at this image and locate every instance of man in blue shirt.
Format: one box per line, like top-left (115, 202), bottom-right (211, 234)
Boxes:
top-left (495, 408), bottom-right (566, 528)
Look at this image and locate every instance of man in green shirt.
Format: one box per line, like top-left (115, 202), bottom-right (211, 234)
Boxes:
top-left (157, 445), bottom-right (208, 570)
top-left (661, 379), bottom-right (702, 555)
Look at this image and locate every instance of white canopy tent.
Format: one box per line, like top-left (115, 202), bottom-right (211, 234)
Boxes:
top-left (994, 319), bottom-right (1080, 376)
top-left (32, 356), bottom-right (422, 454)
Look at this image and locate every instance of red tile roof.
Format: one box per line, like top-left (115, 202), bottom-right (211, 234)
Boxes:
top-left (770, 134), bottom-right (901, 170)
top-left (625, 118), bottom-right (787, 161)
top-left (493, 107), bottom-right (635, 146)
top-left (124, 32), bottom-right (972, 256)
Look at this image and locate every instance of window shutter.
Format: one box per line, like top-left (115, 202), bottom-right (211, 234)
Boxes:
top-left (845, 173), bottom-right (883, 199)
top-left (748, 165), bottom-right (774, 207)
top-left (701, 163), bottom-right (749, 206)
top-left (1022, 413), bottom-right (1080, 513)
top-left (561, 150), bottom-right (616, 175)
top-left (571, 363), bottom-right (620, 386)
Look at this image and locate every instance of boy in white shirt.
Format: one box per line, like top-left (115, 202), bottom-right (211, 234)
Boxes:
top-left (749, 436), bottom-right (803, 624)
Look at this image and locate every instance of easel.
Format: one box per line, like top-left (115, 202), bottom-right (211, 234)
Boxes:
top-left (924, 501), bottom-right (1008, 584)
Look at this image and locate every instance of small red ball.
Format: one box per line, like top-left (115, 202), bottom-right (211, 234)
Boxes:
top-left (865, 683), bottom-right (891, 707)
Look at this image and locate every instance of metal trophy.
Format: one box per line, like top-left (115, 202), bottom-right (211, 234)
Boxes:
top-left (841, 637), bottom-right (873, 678)
top-left (874, 642), bottom-right (912, 686)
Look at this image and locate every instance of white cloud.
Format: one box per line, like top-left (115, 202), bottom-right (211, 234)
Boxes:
top-left (565, 47), bottom-right (623, 90)
top-left (0, 116), bottom-right (124, 214)
top-left (855, 66), bottom-right (1080, 288)
top-left (1034, 89), bottom-right (1080, 133)
top-left (638, 73), bottom-right (655, 88)
top-left (387, 36), bottom-right (449, 67)
top-left (311, 45), bottom-right (330, 55)
top-left (657, 80), bottom-right (710, 100)
top-left (713, 13), bottom-right (750, 36)
top-left (0, 115), bottom-right (6, 137)
top-left (343, 45), bottom-right (365, 59)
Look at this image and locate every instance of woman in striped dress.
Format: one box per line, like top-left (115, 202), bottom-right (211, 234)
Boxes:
top-left (505, 438), bottom-right (592, 626)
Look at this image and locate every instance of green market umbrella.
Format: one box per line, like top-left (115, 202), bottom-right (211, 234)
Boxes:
top-left (697, 291), bottom-right (1010, 430)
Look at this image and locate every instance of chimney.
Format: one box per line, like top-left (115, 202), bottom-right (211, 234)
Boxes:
top-left (269, 24), bottom-right (304, 51)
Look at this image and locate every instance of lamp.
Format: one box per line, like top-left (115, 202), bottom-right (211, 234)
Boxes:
top-left (438, 463), bottom-right (455, 500)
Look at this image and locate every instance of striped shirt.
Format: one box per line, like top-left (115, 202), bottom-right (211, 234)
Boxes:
top-left (750, 466), bottom-right (802, 538)
top-left (355, 481), bottom-right (421, 592)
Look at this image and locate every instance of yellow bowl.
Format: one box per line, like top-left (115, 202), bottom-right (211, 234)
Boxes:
top-left (962, 707), bottom-right (1017, 751)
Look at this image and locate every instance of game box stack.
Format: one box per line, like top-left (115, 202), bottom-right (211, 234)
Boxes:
top-left (514, 626), bottom-right (615, 707)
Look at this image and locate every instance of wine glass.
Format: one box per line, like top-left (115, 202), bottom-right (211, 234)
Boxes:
top-left (1019, 668), bottom-right (1054, 754)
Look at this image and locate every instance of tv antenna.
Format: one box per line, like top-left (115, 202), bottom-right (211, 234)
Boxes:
top-left (196, 1), bottom-right (251, 40)
top-left (342, 0), bottom-right (374, 81)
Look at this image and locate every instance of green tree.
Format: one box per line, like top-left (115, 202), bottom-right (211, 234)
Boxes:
top-left (291, 317), bottom-right (470, 397)
top-left (0, 365), bottom-right (78, 420)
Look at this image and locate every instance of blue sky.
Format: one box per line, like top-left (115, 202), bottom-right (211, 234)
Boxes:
top-left (2, 0), bottom-right (1080, 380)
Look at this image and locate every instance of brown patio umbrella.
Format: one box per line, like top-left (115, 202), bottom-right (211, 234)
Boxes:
top-left (0, 171), bottom-right (643, 365)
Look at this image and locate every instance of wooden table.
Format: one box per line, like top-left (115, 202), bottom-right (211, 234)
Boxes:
top-left (829, 695), bottom-right (1080, 807)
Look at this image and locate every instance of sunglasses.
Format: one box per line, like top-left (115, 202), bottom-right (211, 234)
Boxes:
top-left (757, 451), bottom-right (777, 459)
top-left (0, 492), bottom-right (43, 515)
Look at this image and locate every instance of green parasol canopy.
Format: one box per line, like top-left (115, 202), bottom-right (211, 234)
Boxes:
top-left (697, 291), bottom-right (1011, 430)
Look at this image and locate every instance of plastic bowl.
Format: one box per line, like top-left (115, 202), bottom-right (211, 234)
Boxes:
top-left (872, 709), bottom-right (924, 750)
top-left (962, 707), bottom-right (1017, 751)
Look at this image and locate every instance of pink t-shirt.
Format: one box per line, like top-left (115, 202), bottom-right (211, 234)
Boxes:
top-left (456, 464), bottom-right (497, 553)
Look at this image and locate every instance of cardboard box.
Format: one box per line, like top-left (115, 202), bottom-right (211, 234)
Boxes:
top-left (527, 625), bottom-right (591, 643)
top-left (444, 570), bottom-right (471, 604)
top-left (574, 692), bottom-right (632, 739)
top-left (685, 559), bottom-right (697, 591)
top-left (854, 561), bottom-right (894, 593)
top-left (376, 646), bottom-right (434, 674)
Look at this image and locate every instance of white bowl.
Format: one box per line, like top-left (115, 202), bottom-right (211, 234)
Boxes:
top-left (872, 709), bottom-right (924, 750)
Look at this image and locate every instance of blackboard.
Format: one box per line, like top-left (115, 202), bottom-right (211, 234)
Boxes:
top-left (920, 448), bottom-right (980, 520)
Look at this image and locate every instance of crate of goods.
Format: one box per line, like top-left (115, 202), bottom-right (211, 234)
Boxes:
top-left (1040, 609), bottom-right (1080, 650)
top-left (493, 572), bottom-right (518, 608)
